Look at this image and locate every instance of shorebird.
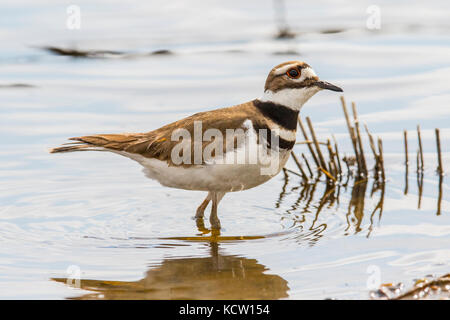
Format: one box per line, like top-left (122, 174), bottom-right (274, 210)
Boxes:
top-left (51, 61), bottom-right (342, 229)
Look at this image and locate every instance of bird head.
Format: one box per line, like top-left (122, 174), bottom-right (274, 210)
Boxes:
top-left (262, 61), bottom-right (343, 110)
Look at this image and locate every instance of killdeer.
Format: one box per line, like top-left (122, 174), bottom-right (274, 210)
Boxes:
top-left (51, 61), bottom-right (342, 230)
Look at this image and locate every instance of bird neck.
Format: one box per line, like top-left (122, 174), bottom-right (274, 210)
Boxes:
top-left (260, 87), bottom-right (318, 111)
top-left (253, 99), bottom-right (299, 131)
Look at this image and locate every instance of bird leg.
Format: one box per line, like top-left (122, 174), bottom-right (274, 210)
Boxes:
top-left (195, 217), bottom-right (210, 235)
top-left (210, 192), bottom-right (225, 229)
top-left (195, 192), bottom-right (211, 219)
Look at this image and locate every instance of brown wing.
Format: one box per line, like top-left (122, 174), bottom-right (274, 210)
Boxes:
top-left (50, 100), bottom-right (261, 166)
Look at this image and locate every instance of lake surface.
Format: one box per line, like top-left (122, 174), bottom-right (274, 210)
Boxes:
top-left (0, 0), bottom-right (449, 299)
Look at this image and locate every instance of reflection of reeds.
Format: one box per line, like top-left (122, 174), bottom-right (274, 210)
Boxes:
top-left (283, 96), bottom-right (450, 247)
top-left (345, 179), bottom-right (368, 235)
top-left (416, 126), bottom-right (424, 209)
top-left (287, 96), bottom-right (445, 230)
top-left (279, 168), bottom-right (385, 241)
top-left (406, 126), bottom-right (443, 212)
top-left (367, 179), bottom-right (385, 238)
top-left (276, 168), bottom-right (290, 209)
top-left (417, 169), bottom-right (424, 210)
top-left (437, 174), bottom-right (443, 216)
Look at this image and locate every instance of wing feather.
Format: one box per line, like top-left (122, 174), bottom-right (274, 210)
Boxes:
top-left (50, 100), bottom-right (261, 166)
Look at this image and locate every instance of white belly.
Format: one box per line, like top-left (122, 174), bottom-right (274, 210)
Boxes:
top-left (120, 148), bottom-right (291, 192)
top-left (117, 119), bottom-right (293, 192)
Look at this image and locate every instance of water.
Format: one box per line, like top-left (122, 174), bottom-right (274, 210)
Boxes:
top-left (0, 0), bottom-right (449, 299)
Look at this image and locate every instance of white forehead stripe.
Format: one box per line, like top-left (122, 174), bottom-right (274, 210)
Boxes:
top-left (273, 65), bottom-right (318, 81)
top-left (273, 63), bottom-right (302, 75)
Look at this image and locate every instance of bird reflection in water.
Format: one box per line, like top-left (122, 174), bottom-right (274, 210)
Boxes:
top-left (52, 241), bottom-right (289, 300)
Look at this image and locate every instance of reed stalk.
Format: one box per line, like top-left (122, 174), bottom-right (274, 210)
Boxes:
top-left (306, 116), bottom-right (328, 172)
top-left (435, 128), bottom-right (443, 175)
top-left (298, 118), bottom-right (320, 168)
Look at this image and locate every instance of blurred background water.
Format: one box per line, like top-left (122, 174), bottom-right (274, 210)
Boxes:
top-left (0, 0), bottom-right (449, 299)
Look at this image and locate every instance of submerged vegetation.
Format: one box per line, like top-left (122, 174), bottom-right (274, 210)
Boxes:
top-left (370, 273), bottom-right (450, 300)
top-left (287, 96), bottom-right (445, 217)
top-left (279, 96), bottom-right (448, 299)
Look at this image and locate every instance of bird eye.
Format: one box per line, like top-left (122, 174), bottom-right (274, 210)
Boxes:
top-left (287, 68), bottom-right (300, 79)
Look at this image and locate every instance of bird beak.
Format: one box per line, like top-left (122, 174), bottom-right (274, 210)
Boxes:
top-left (315, 80), bottom-right (343, 92)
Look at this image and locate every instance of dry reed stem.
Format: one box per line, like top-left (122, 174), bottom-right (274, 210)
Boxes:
top-left (295, 140), bottom-right (328, 145)
top-left (364, 124), bottom-right (378, 161)
top-left (306, 116), bottom-right (328, 172)
top-left (327, 139), bottom-right (338, 179)
top-left (352, 102), bottom-right (368, 175)
top-left (417, 125), bottom-right (424, 172)
top-left (290, 152), bottom-right (308, 181)
top-left (403, 130), bottom-right (409, 195)
top-left (332, 135), bottom-right (343, 176)
top-left (298, 118), bottom-right (320, 168)
top-left (377, 138), bottom-right (385, 182)
top-left (301, 153), bottom-right (314, 178)
top-left (404, 130), bottom-right (409, 166)
top-left (319, 167), bottom-right (337, 182)
top-left (363, 123), bottom-right (381, 180)
top-left (340, 96), bottom-right (362, 176)
top-left (435, 128), bottom-right (443, 175)
top-left (285, 168), bottom-right (304, 178)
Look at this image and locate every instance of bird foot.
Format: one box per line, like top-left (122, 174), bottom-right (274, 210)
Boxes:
top-left (210, 218), bottom-right (221, 230)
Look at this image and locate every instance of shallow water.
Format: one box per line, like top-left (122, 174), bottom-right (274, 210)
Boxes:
top-left (0, 0), bottom-right (450, 299)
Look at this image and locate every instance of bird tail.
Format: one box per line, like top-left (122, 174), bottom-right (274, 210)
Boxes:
top-left (50, 139), bottom-right (105, 154)
top-left (50, 134), bottom-right (142, 154)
